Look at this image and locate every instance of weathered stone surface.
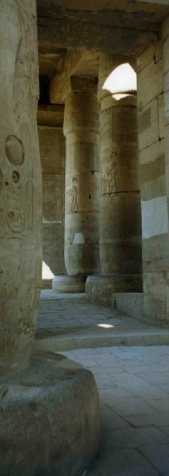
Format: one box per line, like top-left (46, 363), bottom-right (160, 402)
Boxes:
top-left (64, 78), bottom-right (100, 277)
top-left (137, 29), bottom-right (169, 323)
top-left (0, 351), bottom-right (101, 476)
top-left (0, 0), bottom-right (41, 375)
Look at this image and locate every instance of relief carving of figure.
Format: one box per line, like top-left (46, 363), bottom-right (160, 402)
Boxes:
top-left (70, 177), bottom-right (79, 213)
top-left (102, 158), bottom-right (119, 194)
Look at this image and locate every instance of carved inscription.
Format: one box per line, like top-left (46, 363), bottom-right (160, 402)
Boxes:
top-left (12, 170), bottom-right (20, 183)
top-left (7, 208), bottom-right (25, 233)
top-left (0, 0), bottom-right (40, 373)
top-left (0, 176), bottom-right (33, 237)
top-left (5, 135), bottom-right (25, 166)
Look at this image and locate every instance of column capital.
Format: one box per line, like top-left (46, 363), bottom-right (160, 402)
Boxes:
top-left (63, 76), bottom-right (98, 136)
top-left (63, 75), bottom-right (98, 107)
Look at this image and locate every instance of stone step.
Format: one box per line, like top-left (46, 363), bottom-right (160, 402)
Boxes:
top-left (35, 327), bottom-right (169, 353)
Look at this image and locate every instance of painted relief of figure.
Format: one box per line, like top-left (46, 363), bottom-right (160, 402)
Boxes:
top-left (70, 176), bottom-right (79, 212)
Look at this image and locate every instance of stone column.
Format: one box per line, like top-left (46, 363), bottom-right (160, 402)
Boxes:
top-left (54, 77), bottom-right (99, 293)
top-left (0, 0), bottom-right (42, 375)
top-left (86, 53), bottom-right (142, 304)
top-left (38, 117), bottom-right (65, 288)
top-left (0, 4), bottom-right (101, 473)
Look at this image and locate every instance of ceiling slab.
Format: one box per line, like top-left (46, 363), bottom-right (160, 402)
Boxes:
top-left (38, 0), bottom-right (169, 13)
top-left (38, 16), bottom-right (157, 58)
top-left (38, 0), bottom-right (169, 57)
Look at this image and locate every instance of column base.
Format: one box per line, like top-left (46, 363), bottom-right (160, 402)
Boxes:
top-left (53, 275), bottom-right (86, 293)
top-left (0, 352), bottom-right (101, 476)
top-left (86, 274), bottom-right (143, 305)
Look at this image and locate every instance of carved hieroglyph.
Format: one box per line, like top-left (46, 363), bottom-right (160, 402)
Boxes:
top-left (0, 0), bottom-right (42, 375)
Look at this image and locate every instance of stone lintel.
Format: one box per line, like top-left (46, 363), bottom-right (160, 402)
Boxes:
top-left (70, 75), bottom-right (98, 93)
top-left (38, 104), bottom-right (64, 126)
top-left (50, 49), bottom-right (98, 103)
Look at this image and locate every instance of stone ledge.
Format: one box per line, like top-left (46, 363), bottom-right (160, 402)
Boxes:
top-left (35, 329), bottom-right (169, 352)
top-left (53, 275), bottom-right (86, 293)
top-left (112, 292), bottom-right (144, 320)
top-left (86, 275), bottom-right (142, 306)
top-left (0, 352), bottom-right (101, 476)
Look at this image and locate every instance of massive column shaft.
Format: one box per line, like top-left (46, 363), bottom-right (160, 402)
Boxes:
top-left (0, 5), bottom-right (101, 475)
top-left (63, 78), bottom-right (99, 280)
top-left (0, 1), bottom-right (42, 375)
top-left (86, 54), bottom-right (142, 303)
top-left (99, 54), bottom-right (142, 288)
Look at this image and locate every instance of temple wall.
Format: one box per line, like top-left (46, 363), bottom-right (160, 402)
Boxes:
top-left (38, 126), bottom-right (65, 277)
top-left (137, 37), bottom-right (169, 322)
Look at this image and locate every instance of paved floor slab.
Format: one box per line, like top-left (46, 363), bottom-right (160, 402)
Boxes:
top-left (37, 292), bottom-right (169, 351)
top-left (63, 346), bottom-right (169, 476)
top-left (38, 293), bottom-right (169, 475)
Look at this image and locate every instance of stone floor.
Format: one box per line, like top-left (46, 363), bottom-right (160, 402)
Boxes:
top-left (37, 291), bottom-right (169, 351)
top-left (64, 346), bottom-right (169, 476)
top-left (37, 292), bottom-right (169, 475)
